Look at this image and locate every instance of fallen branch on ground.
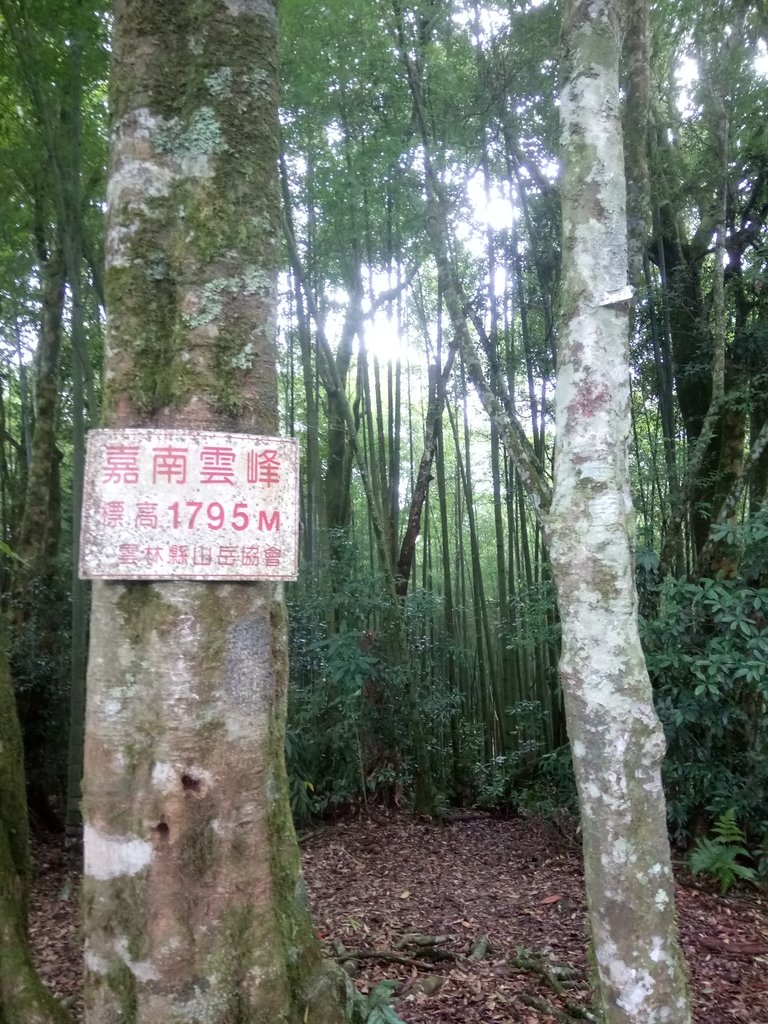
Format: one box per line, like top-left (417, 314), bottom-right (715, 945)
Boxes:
top-left (512, 951), bottom-right (597, 1021)
top-left (520, 992), bottom-right (597, 1022)
top-left (333, 949), bottom-right (437, 971)
top-left (511, 951), bottom-right (569, 995)
top-left (468, 933), bottom-right (490, 961)
top-left (394, 933), bottom-right (451, 950)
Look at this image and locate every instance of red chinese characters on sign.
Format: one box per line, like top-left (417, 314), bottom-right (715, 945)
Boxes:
top-left (80, 430), bottom-right (299, 581)
top-left (99, 449), bottom-right (286, 498)
top-left (118, 544), bottom-right (140, 565)
top-left (200, 446), bottom-right (236, 485)
top-left (136, 502), bottom-right (159, 528)
top-left (247, 449), bottom-right (280, 486)
top-left (192, 547), bottom-right (213, 566)
top-left (153, 447), bottom-right (188, 484)
top-left (106, 543), bottom-right (283, 570)
top-left (264, 547), bottom-right (282, 567)
top-left (169, 545), bottom-right (189, 565)
top-left (217, 546), bottom-right (238, 566)
top-left (103, 446), bottom-right (140, 484)
top-left (101, 501), bottom-right (125, 526)
top-left (99, 443), bottom-right (284, 489)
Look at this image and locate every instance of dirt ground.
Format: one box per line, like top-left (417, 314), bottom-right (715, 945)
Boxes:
top-left (30, 811), bottom-right (768, 1022)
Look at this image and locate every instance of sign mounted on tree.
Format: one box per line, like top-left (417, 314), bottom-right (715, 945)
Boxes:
top-left (79, 429), bottom-right (299, 581)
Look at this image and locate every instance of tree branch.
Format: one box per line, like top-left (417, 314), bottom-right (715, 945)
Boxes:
top-left (390, 0), bottom-right (551, 521)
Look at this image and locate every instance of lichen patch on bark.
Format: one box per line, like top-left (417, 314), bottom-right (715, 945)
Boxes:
top-left (84, 0), bottom-right (349, 1018)
top-left (550, 1), bottom-right (692, 1022)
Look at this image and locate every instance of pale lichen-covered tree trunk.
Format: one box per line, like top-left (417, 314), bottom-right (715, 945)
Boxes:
top-left (82, 3), bottom-right (345, 1022)
top-left (547, 1), bottom-right (692, 1022)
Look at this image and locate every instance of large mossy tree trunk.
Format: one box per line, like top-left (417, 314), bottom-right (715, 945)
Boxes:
top-left (547, 1), bottom-right (692, 1022)
top-left (82, 3), bottom-right (345, 1021)
top-left (0, 627), bottom-right (70, 1024)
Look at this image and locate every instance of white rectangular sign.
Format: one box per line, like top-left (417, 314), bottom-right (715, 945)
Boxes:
top-left (79, 429), bottom-right (299, 581)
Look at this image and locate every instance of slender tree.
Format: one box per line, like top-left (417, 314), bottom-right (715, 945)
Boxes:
top-left (547, 1), bottom-right (691, 1021)
top-left (82, 3), bottom-right (345, 1021)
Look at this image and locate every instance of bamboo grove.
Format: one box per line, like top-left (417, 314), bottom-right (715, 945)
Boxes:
top-left (0, 0), bottom-right (766, 848)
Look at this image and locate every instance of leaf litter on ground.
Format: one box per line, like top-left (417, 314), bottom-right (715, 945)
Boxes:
top-left (29, 811), bottom-right (768, 1022)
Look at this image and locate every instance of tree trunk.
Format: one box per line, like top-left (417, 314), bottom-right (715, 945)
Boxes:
top-left (9, 233), bottom-right (68, 831)
top-left (11, 243), bottom-right (64, 592)
top-left (622, 0), bottom-right (650, 290)
top-left (396, 349), bottom-right (454, 598)
top-left (82, 3), bottom-right (345, 1021)
top-left (0, 625), bottom-right (70, 1024)
top-left (547, 2), bottom-right (691, 1022)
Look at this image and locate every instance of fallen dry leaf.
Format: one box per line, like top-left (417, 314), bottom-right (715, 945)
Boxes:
top-left (29, 813), bottom-right (768, 1024)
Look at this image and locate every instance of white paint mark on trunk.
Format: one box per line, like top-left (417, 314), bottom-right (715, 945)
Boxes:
top-left (84, 824), bottom-right (153, 880)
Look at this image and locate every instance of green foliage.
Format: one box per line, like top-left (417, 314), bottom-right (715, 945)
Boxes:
top-left (754, 828), bottom-right (768, 885)
top-left (642, 561), bottom-right (768, 845)
top-left (9, 573), bottom-right (72, 816)
top-left (351, 980), bottom-right (404, 1024)
top-left (469, 740), bottom-right (579, 823)
top-left (286, 562), bottom-right (413, 822)
top-left (286, 520), bottom-right (570, 823)
top-left (504, 581), bottom-right (560, 654)
top-left (514, 744), bottom-right (579, 820)
top-left (287, 549), bottom-right (519, 821)
top-left (470, 701), bottom-right (559, 810)
top-left (688, 809), bottom-right (758, 893)
top-left (710, 509), bottom-right (768, 585)
top-left (0, 541), bottom-right (27, 564)
top-left (285, 623), bottom-right (400, 822)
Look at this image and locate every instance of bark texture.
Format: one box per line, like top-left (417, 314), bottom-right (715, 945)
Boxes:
top-left (547, 2), bottom-right (691, 1022)
top-left (83, 3), bottom-right (345, 1021)
top-left (0, 627), bottom-right (70, 1024)
top-left (11, 244), bottom-right (64, 592)
top-left (622, 0), bottom-right (650, 290)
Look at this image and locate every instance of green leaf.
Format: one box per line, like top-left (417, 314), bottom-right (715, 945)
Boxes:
top-left (367, 1007), bottom-right (404, 1024)
top-left (0, 541), bottom-right (28, 565)
top-left (688, 811), bottom-right (758, 892)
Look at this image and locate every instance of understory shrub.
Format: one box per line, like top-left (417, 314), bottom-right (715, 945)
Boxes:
top-left (642, 566), bottom-right (768, 848)
top-left (469, 702), bottom-right (576, 816)
top-left (286, 554), bottom-right (447, 822)
top-left (285, 619), bottom-right (412, 822)
top-left (513, 743), bottom-right (578, 819)
top-left (285, 543), bottom-right (560, 822)
top-left (9, 572), bottom-right (72, 821)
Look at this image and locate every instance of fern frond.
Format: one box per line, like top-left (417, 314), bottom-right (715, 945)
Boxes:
top-left (712, 808), bottom-right (747, 846)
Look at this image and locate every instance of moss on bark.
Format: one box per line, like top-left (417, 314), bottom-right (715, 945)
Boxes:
top-left (105, 0), bottom-right (280, 432)
top-left (0, 627), bottom-right (71, 1024)
top-left (87, 4), bottom-right (348, 1017)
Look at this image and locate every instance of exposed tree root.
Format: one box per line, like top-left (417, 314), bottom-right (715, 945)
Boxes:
top-left (520, 992), bottom-right (596, 1023)
top-left (512, 952), bottom-right (597, 1022)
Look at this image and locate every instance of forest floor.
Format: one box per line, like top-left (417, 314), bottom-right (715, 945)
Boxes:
top-left (31, 811), bottom-right (768, 1022)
